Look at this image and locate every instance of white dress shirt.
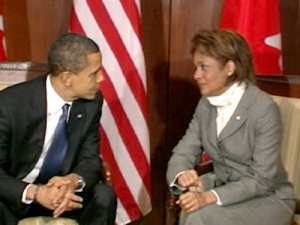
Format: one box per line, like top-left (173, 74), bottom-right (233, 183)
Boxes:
top-left (22, 76), bottom-right (72, 203)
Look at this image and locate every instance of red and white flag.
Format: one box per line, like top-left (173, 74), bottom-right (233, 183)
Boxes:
top-left (0, 0), bottom-right (6, 62)
top-left (70, 0), bottom-right (151, 224)
top-left (221, 0), bottom-right (282, 75)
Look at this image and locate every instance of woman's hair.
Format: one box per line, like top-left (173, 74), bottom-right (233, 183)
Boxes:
top-left (191, 29), bottom-right (256, 84)
top-left (48, 33), bottom-right (100, 76)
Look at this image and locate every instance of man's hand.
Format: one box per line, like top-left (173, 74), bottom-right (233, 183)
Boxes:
top-left (34, 185), bottom-right (61, 210)
top-left (176, 191), bottom-right (217, 213)
top-left (47, 174), bottom-right (83, 217)
top-left (177, 169), bottom-right (203, 189)
top-left (53, 191), bottom-right (83, 218)
top-left (47, 174), bottom-right (80, 206)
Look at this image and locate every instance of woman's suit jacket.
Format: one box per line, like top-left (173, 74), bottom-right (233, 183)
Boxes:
top-left (0, 75), bottom-right (103, 217)
top-left (167, 83), bottom-right (296, 206)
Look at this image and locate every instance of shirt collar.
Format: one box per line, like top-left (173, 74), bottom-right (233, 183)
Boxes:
top-left (46, 75), bottom-right (72, 115)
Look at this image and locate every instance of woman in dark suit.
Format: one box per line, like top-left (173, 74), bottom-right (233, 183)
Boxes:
top-left (167, 30), bottom-right (296, 225)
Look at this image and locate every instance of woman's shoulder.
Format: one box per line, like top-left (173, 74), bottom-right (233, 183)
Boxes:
top-left (245, 83), bottom-right (278, 112)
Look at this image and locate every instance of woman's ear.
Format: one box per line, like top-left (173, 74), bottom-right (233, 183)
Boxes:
top-left (226, 60), bottom-right (236, 77)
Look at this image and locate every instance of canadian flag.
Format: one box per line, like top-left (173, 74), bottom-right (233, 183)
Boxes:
top-left (0, 0), bottom-right (6, 62)
top-left (221, 0), bottom-right (282, 75)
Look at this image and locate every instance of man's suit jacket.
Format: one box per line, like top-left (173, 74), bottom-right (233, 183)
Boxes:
top-left (167, 83), bottom-right (296, 206)
top-left (0, 75), bottom-right (103, 217)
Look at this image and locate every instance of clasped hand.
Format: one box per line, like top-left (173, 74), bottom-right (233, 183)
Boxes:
top-left (176, 169), bottom-right (216, 213)
top-left (36, 174), bottom-right (83, 218)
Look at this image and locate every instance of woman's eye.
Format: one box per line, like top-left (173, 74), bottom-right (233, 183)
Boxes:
top-left (200, 64), bottom-right (207, 70)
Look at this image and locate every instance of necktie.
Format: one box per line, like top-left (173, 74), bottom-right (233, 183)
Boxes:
top-left (38, 104), bottom-right (70, 183)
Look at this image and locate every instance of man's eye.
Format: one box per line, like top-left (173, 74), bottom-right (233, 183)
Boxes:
top-left (90, 72), bottom-right (97, 77)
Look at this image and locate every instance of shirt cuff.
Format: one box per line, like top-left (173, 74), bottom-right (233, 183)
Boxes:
top-left (211, 189), bottom-right (222, 205)
top-left (169, 171), bottom-right (187, 195)
top-left (22, 184), bottom-right (34, 204)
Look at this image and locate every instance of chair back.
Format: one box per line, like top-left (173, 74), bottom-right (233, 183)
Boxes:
top-left (271, 95), bottom-right (300, 199)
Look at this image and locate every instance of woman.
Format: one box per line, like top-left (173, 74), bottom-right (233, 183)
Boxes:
top-left (166, 30), bottom-right (296, 225)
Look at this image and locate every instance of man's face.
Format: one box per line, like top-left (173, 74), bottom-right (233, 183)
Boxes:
top-left (69, 52), bottom-right (104, 100)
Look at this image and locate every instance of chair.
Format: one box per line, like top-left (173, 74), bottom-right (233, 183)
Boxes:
top-left (165, 95), bottom-right (300, 225)
top-left (271, 95), bottom-right (300, 225)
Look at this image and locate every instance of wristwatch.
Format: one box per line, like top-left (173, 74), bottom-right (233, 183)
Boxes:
top-left (76, 175), bottom-right (85, 190)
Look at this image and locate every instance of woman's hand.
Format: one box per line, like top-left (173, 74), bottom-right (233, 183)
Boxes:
top-left (176, 191), bottom-right (217, 213)
top-left (177, 169), bottom-right (202, 189)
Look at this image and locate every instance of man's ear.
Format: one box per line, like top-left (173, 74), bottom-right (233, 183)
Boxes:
top-left (61, 71), bottom-right (73, 87)
top-left (226, 60), bottom-right (236, 77)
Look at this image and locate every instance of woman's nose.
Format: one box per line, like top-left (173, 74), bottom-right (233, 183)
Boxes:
top-left (193, 67), bottom-right (203, 80)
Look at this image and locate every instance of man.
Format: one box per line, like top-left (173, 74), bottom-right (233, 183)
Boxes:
top-left (0, 33), bottom-right (117, 225)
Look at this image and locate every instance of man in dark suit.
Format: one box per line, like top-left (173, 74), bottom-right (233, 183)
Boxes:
top-left (0, 33), bottom-right (117, 225)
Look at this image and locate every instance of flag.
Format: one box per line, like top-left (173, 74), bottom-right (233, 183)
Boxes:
top-left (0, 0), bottom-right (6, 61)
top-left (70, 0), bottom-right (151, 224)
top-left (221, 0), bottom-right (282, 75)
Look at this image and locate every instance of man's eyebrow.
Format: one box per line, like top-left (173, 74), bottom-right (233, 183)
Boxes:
top-left (91, 67), bottom-right (101, 74)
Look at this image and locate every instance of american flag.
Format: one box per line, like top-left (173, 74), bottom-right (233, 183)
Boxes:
top-left (0, 0), bottom-right (6, 61)
top-left (70, 0), bottom-right (151, 224)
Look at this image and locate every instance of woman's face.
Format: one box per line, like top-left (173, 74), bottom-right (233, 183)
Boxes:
top-left (193, 51), bottom-right (234, 97)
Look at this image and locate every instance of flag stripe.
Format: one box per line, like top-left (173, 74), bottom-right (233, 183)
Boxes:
top-left (101, 128), bottom-right (142, 221)
top-left (71, 1), bottom-right (150, 161)
top-left (0, 0), bottom-right (6, 61)
top-left (100, 69), bottom-right (151, 192)
top-left (87, 0), bottom-right (148, 120)
top-left (100, 100), bottom-right (151, 215)
top-left (119, 0), bottom-right (142, 41)
top-left (102, 0), bottom-right (147, 90)
top-left (70, 0), bottom-right (151, 224)
top-left (69, 7), bottom-right (85, 35)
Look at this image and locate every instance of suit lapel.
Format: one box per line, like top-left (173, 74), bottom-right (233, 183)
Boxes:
top-left (202, 100), bottom-right (219, 148)
top-left (62, 100), bottom-right (86, 172)
top-left (28, 77), bottom-right (47, 155)
top-left (218, 84), bottom-right (258, 142)
top-left (218, 107), bottom-right (247, 141)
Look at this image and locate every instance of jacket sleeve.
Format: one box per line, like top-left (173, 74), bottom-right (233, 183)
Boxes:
top-left (166, 100), bottom-right (203, 185)
top-left (72, 93), bottom-right (103, 190)
top-left (0, 98), bottom-right (30, 217)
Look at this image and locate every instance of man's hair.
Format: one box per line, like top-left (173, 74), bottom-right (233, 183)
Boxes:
top-left (48, 33), bottom-right (100, 76)
top-left (191, 29), bottom-right (256, 85)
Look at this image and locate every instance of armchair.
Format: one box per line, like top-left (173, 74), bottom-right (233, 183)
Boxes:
top-left (165, 95), bottom-right (300, 225)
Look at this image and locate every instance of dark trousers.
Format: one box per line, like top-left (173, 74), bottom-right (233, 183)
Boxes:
top-left (0, 183), bottom-right (117, 225)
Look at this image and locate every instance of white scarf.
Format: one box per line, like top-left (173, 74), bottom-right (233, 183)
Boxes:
top-left (207, 82), bottom-right (246, 136)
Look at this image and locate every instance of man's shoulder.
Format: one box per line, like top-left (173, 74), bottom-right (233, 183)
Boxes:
top-left (0, 75), bottom-right (46, 98)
